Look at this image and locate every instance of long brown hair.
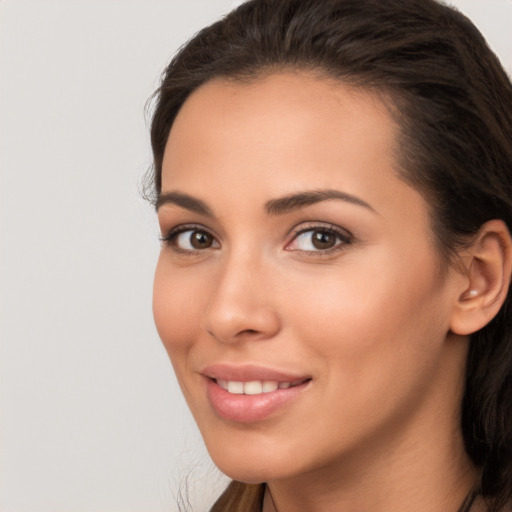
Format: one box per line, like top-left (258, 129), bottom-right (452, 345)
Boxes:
top-left (149, 1), bottom-right (512, 510)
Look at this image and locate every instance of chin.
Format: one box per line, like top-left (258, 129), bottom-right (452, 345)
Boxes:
top-left (204, 435), bottom-right (297, 484)
top-left (208, 438), bottom-right (338, 486)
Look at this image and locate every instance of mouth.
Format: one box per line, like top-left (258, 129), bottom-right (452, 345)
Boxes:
top-left (202, 366), bottom-right (312, 423)
top-left (213, 378), bottom-right (310, 395)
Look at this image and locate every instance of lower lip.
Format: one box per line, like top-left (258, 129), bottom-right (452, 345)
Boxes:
top-left (206, 379), bottom-right (310, 423)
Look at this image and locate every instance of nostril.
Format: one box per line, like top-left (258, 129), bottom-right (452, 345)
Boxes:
top-left (204, 298), bottom-right (281, 344)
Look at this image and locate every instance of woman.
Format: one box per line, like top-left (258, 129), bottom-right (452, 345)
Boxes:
top-left (148, 0), bottom-right (512, 510)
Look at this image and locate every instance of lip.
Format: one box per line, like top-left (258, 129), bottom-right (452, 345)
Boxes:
top-left (201, 363), bottom-right (309, 383)
top-left (201, 363), bottom-right (311, 423)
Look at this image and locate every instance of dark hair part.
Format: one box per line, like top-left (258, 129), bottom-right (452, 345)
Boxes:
top-left (149, 0), bottom-right (512, 509)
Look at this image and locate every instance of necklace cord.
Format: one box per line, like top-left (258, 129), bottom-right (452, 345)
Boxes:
top-left (265, 485), bottom-right (479, 512)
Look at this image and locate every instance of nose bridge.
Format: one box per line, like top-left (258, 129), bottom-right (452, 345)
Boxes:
top-left (203, 243), bottom-right (280, 343)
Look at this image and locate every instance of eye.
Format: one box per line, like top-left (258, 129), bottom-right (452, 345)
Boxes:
top-left (162, 226), bottom-right (220, 252)
top-left (286, 225), bottom-right (351, 253)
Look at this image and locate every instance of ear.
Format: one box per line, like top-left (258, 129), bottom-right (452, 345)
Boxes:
top-left (450, 219), bottom-right (512, 336)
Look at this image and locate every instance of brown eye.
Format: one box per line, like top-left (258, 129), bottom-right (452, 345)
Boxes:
top-left (172, 229), bottom-right (219, 251)
top-left (190, 230), bottom-right (213, 249)
top-left (311, 230), bottom-right (337, 250)
top-left (287, 226), bottom-right (351, 253)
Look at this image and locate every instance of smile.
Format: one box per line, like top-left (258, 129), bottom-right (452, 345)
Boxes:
top-left (204, 372), bottom-right (311, 423)
top-left (215, 379), bottom-right (305, 395)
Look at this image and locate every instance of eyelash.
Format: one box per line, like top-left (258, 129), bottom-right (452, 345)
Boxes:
top-left (160, 224), bottom-right (218, 254)
top-left (160, 222), bottom-right (352, 255)
top-left (286, 223), bottom-right (352, 255)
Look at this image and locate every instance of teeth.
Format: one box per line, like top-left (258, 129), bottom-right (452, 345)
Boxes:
top-left (217, 379), bottom-right (228, 391)
top-left (244, 381), bottom-right (263, 395)
top-left (262, 381), bottom-right (279, 393)
top-left (227, 381), bottom-right (244, 394)
top-left (216, 379), bottom-right (297, 395)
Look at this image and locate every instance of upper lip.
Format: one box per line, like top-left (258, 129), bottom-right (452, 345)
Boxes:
top-left (201, 363), bottom-right (311, 383)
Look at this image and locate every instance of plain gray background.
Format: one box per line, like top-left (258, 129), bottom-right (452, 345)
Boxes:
top-left (1, 1), bottom-right (511, 511)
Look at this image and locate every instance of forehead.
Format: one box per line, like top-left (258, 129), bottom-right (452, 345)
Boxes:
top-left (163, 72), bottom-right (399, 195)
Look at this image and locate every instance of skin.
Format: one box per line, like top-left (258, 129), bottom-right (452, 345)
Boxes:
top-left (153, 71), bottom-right (480, 512)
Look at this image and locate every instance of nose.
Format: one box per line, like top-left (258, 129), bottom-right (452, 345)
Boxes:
top-left (203, 252), bottom-right (281, 344)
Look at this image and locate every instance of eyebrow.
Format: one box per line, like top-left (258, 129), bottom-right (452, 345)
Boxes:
top-left (155, 191), bottom-right (213, 216)
top-left (265, 189), bottom-right (375, 215)
top-left (155, 188), bottom-right (375, 216)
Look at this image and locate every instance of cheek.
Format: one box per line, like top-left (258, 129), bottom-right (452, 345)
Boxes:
top-left (152, 257), bottom-right (207, 360)
top-left (275, 260), bottom-right (451, 456)
top-left (284, 248), bottom-right (449, 378)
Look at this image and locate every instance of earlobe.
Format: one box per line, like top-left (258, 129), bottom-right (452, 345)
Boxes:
top-left (450, 220), bottom-right (512, 336)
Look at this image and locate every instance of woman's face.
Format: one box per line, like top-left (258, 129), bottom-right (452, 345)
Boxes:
top-left (153, 72), bottom-right (465, 483)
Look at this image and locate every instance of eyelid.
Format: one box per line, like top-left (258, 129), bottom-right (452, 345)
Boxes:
top-left (160, 221), bottom-right (352, 254)
top-left (285, 222), bottom-right (353, 254)
top-left (160, 223), bottom-right (220, 251)
top-left (159, 223), bottom-right (201, 243)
